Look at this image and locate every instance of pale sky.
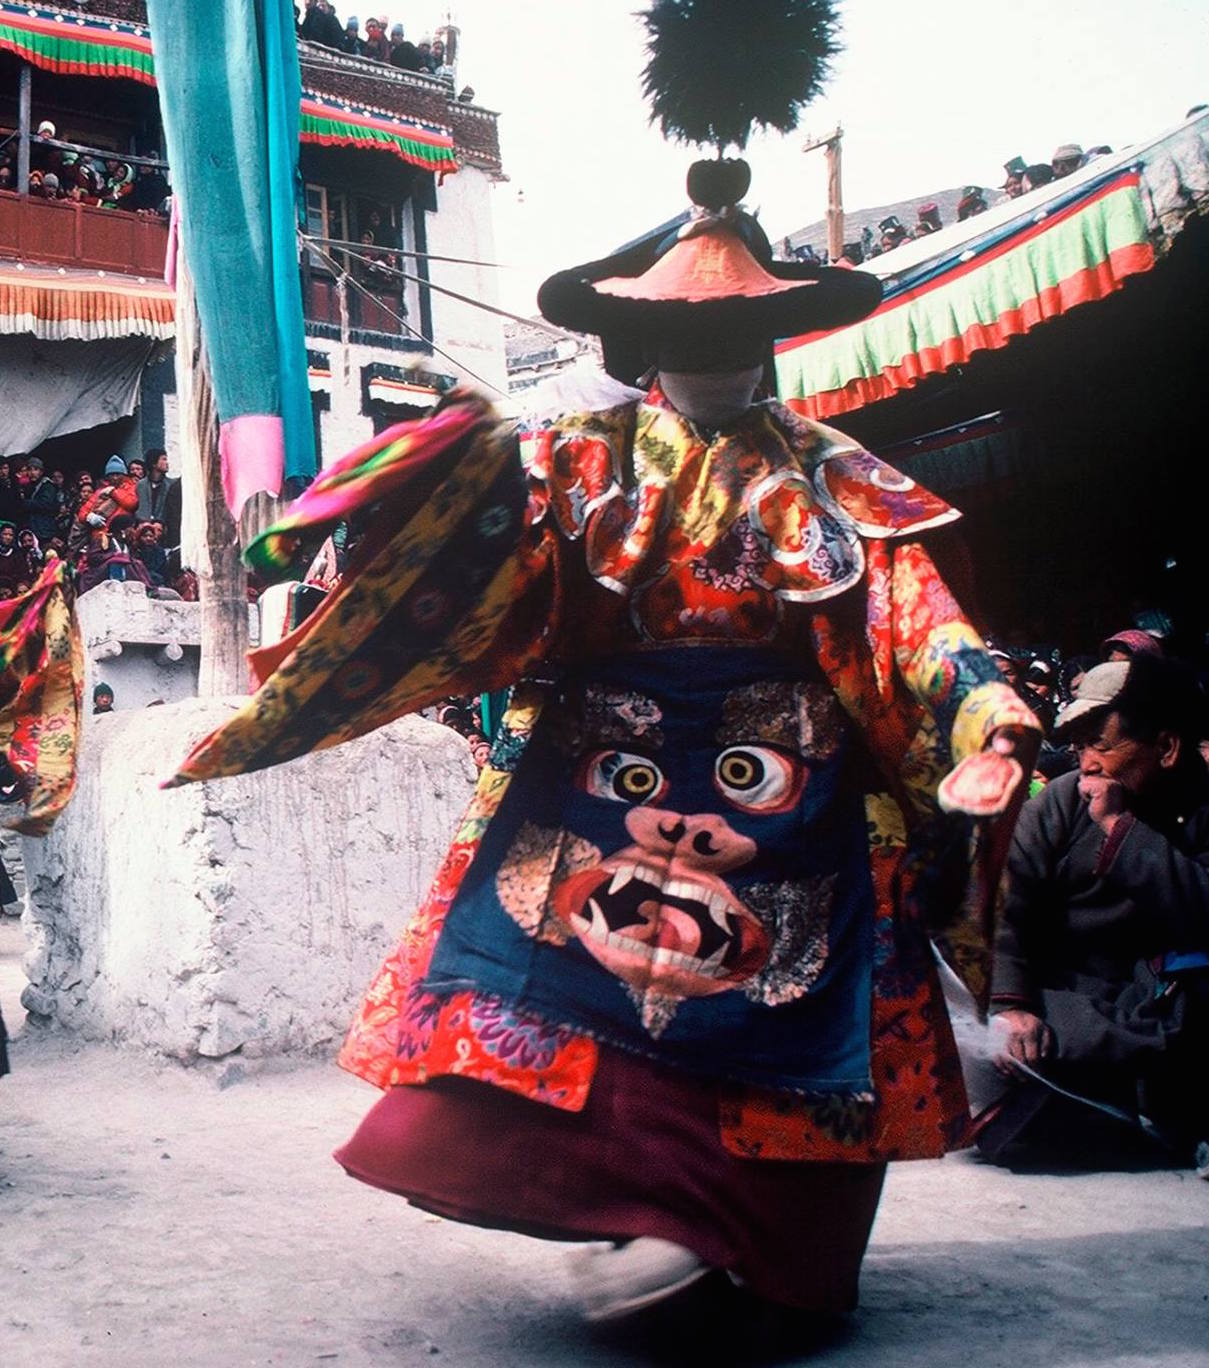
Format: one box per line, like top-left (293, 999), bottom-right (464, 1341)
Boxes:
top-left (402, 0), bottom-right (1209, 314)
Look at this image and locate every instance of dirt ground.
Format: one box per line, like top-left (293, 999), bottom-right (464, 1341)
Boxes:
top-left (2, 918), bottom-right (1208, 1368)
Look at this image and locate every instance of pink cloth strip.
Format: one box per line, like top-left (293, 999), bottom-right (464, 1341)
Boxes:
top-left (220, 414), bottom-right (285, 519)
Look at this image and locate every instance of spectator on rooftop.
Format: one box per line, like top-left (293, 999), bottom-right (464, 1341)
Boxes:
top-left (431, 41), bottom-right (455, 88)
top-left (389, 23), bottom-right (424, 71)
top-left (956, 185), bottom-right (989, 220)
top-left (300, 0), bottom-right (344, 50)
top-left (877, 214), bottom-right (908, 253)
top-left (362, 16), bottom-right (391, 62)
top-left (1051, 143), bottom-right (1085, 179)
top-left (1000, 156), bottom-right (1027, 200)
top-left (92, 682), bottom-right (114, 715)
top-left (914, 202), bottom-right (943, 236)
top-left (1022, 163), bottom-right (1054, 193)
top-left (341, 15), bottom-right (363, 54)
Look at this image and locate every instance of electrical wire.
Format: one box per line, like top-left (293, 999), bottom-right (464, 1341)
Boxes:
top-left (305, 235), bottom-right (514, 402)
top-left (302, 230), bottom-right (588, 348)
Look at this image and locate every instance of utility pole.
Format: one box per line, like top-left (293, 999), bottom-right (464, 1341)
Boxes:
top-left (802, 125), bottom-right (844, 263)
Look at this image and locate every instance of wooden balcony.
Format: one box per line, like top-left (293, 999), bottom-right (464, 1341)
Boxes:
top-left (0, 191), bottom-right (168, 277)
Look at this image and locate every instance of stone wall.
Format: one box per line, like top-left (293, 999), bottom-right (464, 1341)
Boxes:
top-left (21, 697), bottom-right (476, 1061)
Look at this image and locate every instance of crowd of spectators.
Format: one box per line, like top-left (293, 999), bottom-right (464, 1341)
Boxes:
top-left (0, 447), bottom-right (188, 601)
top-left (295, 2), bottom-right (476, 102)
top-left (974, 618), bottom-right (1209, 1176)
top-left (0, 121), bottom-right (171, 217)
top-left (791, 138), bottom-right (1116, 267)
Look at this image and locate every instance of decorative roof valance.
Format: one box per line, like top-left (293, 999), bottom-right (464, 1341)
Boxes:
top-left (775, 112), bottom-right (1209, 420)
top-left (0, 262), bottom-right (174, 340)
top-left (0, 3), bottom-right (154, 85)
top-left (299, 93), bottom-right (457, 178)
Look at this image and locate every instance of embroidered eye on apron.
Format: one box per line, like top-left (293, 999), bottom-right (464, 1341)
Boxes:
top-left (426, 647), bottom-right (875, 1096)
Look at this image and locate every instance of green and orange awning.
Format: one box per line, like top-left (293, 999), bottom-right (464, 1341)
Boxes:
top-left (776, 113), bottom-right (1209, 419)
top-left (299, 93), bottom-right (457, 178)
top-left (0, 3), bottom-right (458, 176)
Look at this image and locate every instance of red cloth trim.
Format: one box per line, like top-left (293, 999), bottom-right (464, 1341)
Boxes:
top-left (1094, 811), bottom-right (1136, 875)
top-left (786, 242), bottom-right (1155, 420)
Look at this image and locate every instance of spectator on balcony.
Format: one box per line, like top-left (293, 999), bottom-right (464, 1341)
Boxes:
top-left (389, 23), bottom-right (423, 71)
top-left (0, 166), bottom-right (11, 192)
top-left (100, 159), bottom-right (135, 209)
top-left (457, 86), bottom-right (476, 104)
top-left (31, 120), bottom-right (57, 174)
top-left (341, 15), bottom-right (363, 54)
top-left (300, 0), bottom-right (344, 50)
top-left (93, 682), bottom-right (115, 715)
top-left (128, 157), bottom-right (170, 215)
top-left (126, 456), bottom-right (147, 483)
top-left (416, 38), bottom-right (433, 70)
top-left (361, 17), bottom-right (391, 62)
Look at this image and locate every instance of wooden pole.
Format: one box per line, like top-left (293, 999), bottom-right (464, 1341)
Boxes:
top-left (825, 125), bottom-right (844, 264)
top-left (16, 64), bottom-right (31, 195)
top-left (174, 253), bottom-right (249, 697)
top-left (802, 124), bottom-right (844, 263)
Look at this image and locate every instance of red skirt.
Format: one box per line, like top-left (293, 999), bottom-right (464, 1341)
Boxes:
top-left (335, 1046), bottom-right (885, 1312)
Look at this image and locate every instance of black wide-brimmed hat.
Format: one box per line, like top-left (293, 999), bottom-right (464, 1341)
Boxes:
top-left (537, 159), bottom-right (881, 377)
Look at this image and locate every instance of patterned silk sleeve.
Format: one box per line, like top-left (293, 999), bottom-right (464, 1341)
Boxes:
top-left (169, 414), bottom-right (557, 786)
top-left (890, 540), bottom-right (1039, 768)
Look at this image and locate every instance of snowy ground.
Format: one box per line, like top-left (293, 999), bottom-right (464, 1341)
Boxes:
top-left (2, 919), bottom-right (1207, 1368)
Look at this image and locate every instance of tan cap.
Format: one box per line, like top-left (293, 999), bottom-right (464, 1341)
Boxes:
top-left (1053, 661), bottom-right (1129, 734)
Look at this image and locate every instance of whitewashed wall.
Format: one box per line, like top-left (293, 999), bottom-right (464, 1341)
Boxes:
top-left (21, 698), bottom-right (476, 1061)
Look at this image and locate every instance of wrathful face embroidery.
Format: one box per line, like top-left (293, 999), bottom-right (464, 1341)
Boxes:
top-left (495, 679), bottom-right (844, 1035)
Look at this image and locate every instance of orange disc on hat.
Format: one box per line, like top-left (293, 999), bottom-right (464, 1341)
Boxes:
top-left (595, 226), bottom-right (809, 303)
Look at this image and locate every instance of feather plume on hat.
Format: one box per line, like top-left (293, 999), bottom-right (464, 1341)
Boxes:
top-left (640, 0), bottom-right (842, 151)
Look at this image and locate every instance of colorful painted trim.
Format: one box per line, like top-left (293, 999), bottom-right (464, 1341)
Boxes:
top-left (300, 94), bottom-right (458, 176)
top-left (0, 265), bottom-right (174, 341)
top-left (0, 4), bottom-right (154, 86)
top-left (776, 170), bottom-right (1155, 420)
